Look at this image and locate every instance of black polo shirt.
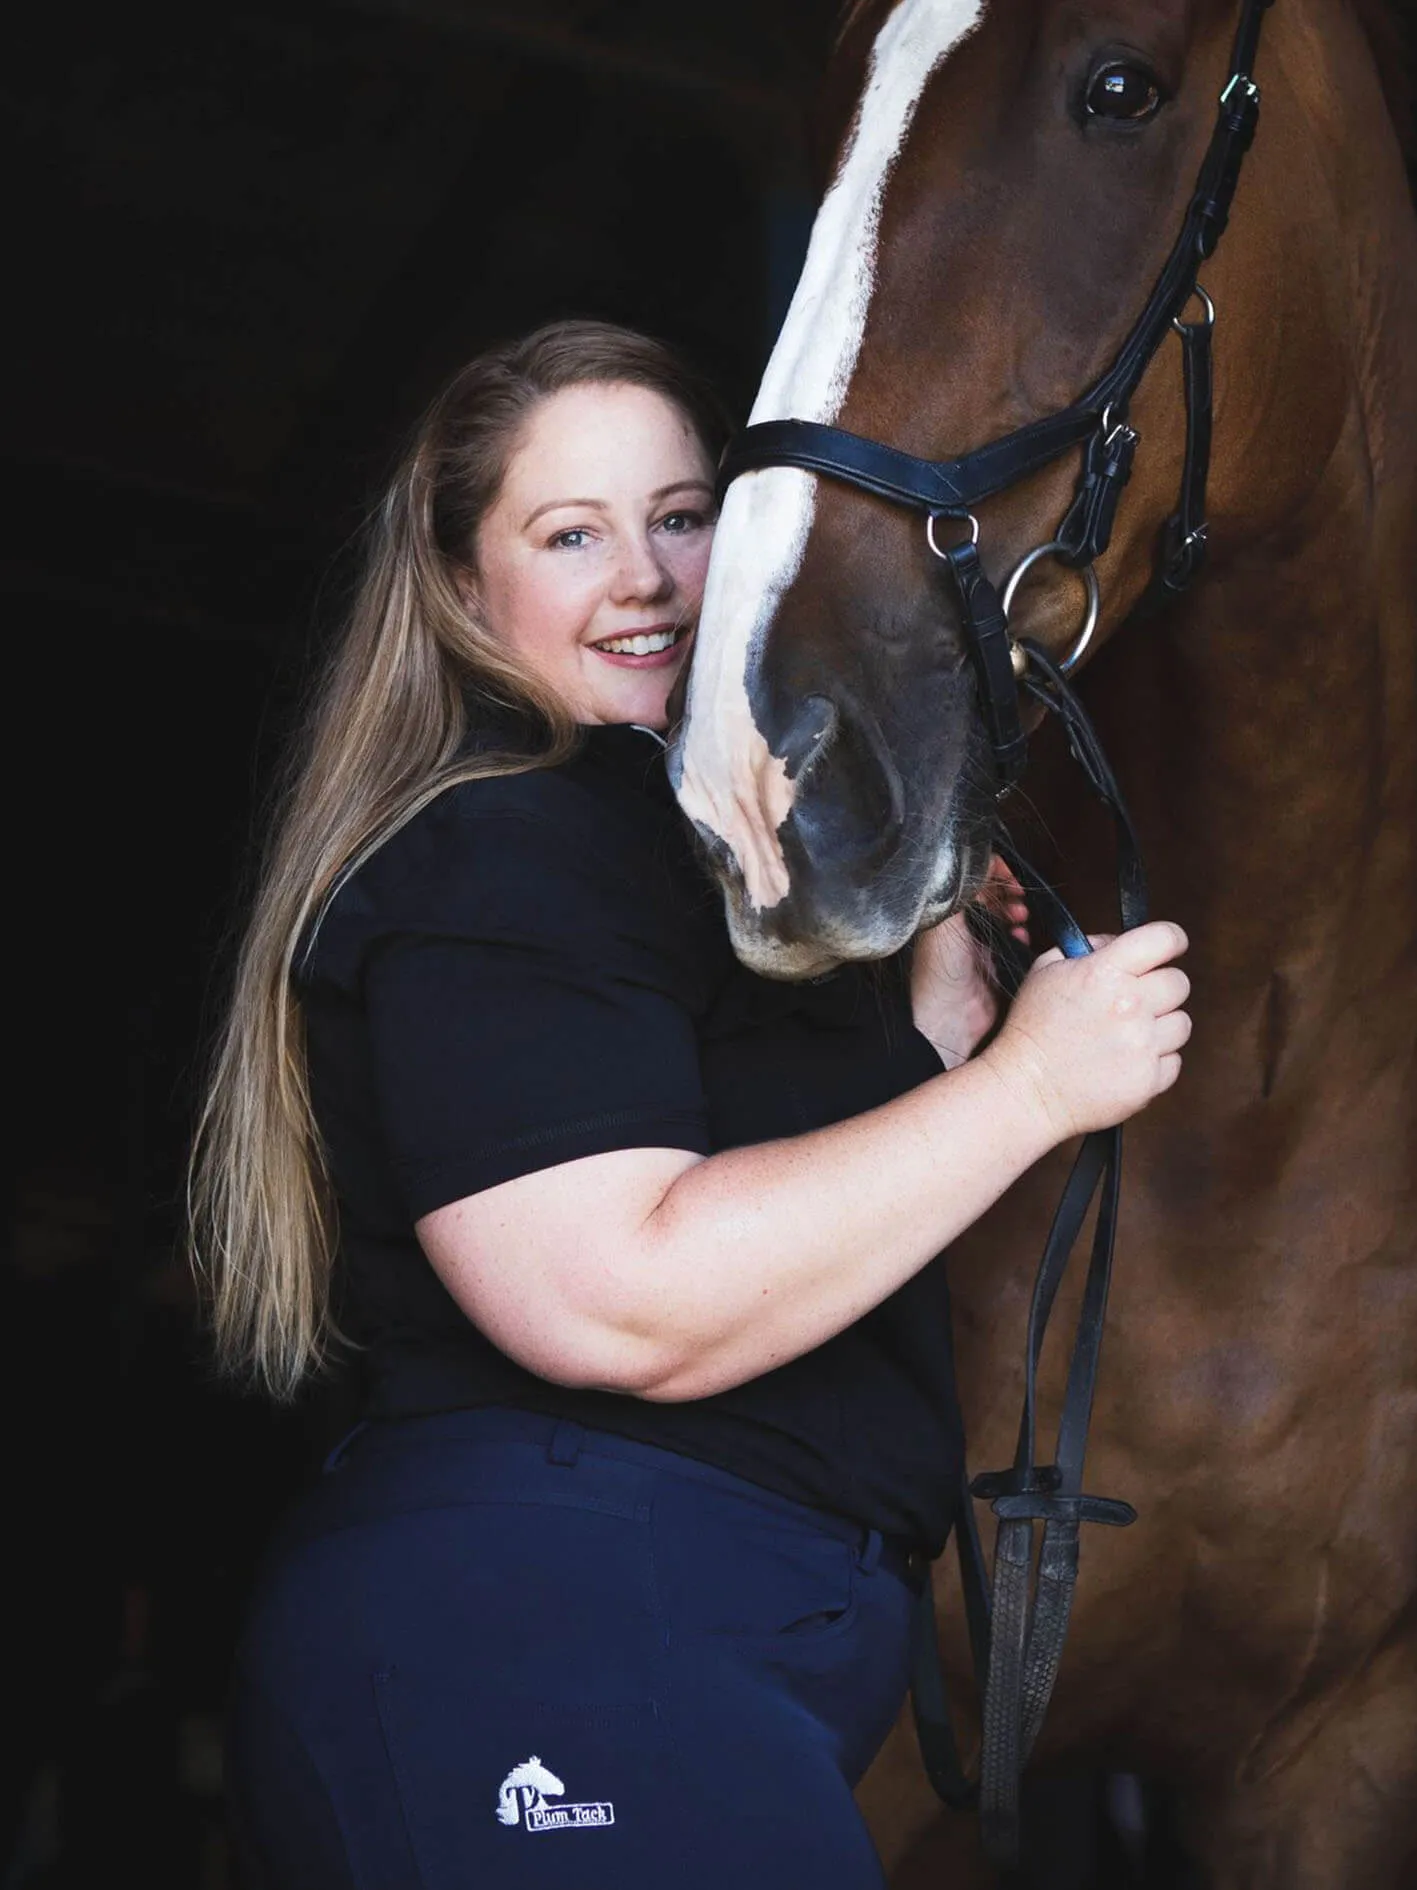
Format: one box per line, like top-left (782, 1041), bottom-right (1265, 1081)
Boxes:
top-left (299, 723), bottom-right (964, 1551)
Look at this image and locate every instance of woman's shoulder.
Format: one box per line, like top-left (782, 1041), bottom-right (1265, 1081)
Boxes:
top-left (378, 757), bottom-right (643, 888)
top-left (301, 755), bottom-right (680, 986)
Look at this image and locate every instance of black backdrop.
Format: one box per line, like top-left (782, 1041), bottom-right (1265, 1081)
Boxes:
top-left (6, 6), bottom-right (1414, 1887)
top-left (5, 5), bottom-right (829, 1882)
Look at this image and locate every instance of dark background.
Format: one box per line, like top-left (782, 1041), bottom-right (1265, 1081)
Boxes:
top-left (6, 5), bottom-right (1414, 1886)
top-left (5, 4), bottom-right (831, 1882)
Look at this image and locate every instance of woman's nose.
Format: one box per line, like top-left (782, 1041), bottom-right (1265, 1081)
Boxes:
top-left (612, 532), bottom-right (674, 604)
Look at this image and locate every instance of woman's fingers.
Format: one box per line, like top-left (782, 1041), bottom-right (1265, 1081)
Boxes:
top-left (1155, 1009), bottom-right (1192, 1053)
top-left (1140, 966), bottom-right (1191, 1017)
top-left (994, 911), bottom-right (1193, 1139)
top-left (979, 855), bottom-right (1030, 939)
top-left (985, 854), bottom-right (1025, 896)
top-left (1096, 922), bottom-right (1188, 974)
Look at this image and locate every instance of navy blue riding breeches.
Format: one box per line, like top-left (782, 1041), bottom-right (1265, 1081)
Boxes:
top-left (227, 1406), bottom-right (923, 1888)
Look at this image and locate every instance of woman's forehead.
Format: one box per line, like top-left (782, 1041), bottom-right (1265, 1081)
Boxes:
top-left (503, 383), bottom-right (711, 501)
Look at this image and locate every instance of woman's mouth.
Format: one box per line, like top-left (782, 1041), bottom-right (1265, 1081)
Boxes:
top-left (590, 624), bottom-right (691, 667)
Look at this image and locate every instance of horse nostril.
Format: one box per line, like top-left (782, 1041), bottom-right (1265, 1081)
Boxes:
top-left (777, 694), bottom-right (839, 783)
top-left (787, 695), bottom-right (907, 872)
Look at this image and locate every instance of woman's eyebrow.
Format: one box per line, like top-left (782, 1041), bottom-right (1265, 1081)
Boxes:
top-left (522, 480), bottom-right (712, 531)
top-left (522, 496), bottom-right (608, 529)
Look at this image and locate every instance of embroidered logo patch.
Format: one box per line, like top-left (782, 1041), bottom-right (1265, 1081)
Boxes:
top-left (495, 1755), bottom-right (615, 1833)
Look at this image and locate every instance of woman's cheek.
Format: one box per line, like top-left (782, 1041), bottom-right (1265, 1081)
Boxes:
top-left (515, 558), bottom-right (605, 646)
top-left (669, 534), bottom-right (714, 606)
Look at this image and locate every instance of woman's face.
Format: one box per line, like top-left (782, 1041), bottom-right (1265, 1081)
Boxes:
top-left (471, 381), bottom-right (716, 729)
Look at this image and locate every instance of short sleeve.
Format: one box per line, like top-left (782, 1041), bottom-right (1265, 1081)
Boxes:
top-left (307, 792), bottom-right (712, 1220)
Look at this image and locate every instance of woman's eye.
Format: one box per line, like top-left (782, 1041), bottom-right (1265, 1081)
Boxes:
top-left (1085, 61), bottom-right (1163, 122)
top-left (548, 527), bottom-right (592, 550)
top-left (658, 510), bottom-right (707, 535)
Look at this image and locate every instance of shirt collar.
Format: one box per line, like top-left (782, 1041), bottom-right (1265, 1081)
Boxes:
top-left (578, 722), bottom-right (675, 800)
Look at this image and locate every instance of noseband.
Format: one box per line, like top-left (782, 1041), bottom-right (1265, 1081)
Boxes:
top-left (716, 0), bottom-right (1273, 1866)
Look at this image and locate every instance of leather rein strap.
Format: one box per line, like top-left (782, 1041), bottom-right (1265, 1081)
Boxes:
top-left (715, 0), bottom-right (1273, 1868)
top-left (911, 644), bottom-right (1149, 1865)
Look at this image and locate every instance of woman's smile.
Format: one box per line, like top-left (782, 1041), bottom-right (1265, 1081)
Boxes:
top-left (589, 622), bottom-right (693, 667)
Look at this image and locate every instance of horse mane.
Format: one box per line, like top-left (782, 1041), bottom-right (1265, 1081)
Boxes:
top-left (830, 0), bottom-right (876, 52)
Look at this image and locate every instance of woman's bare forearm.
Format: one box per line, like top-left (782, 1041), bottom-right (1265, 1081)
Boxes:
top-left (616, 1054), bottom-right (1056, 1399)
top-left (420, 1052), bottom-right (1055, 1401)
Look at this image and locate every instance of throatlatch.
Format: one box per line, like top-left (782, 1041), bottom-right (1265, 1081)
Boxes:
top-left (716, 0), bottom-right (1273, 1866)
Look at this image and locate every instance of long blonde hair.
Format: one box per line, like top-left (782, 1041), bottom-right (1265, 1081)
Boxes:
top-left (189, 320), bottom-right (730, 1400)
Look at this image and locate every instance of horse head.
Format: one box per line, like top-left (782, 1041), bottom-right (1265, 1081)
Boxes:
top-left (496, 1755), bottom-right (566, 1824)
top-left (672, 0), bottom-right (1344, 978)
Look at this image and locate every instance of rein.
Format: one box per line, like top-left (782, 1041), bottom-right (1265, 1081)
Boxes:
top-left (716, 0), bottom-right (1273, 1866)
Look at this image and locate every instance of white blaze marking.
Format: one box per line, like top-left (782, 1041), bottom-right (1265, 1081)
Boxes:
top-left (678, 0), bottom-right (985, 910)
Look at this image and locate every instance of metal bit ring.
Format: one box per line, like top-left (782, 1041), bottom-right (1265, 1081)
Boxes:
top-left (1000, 540), bottom-right (1101, 673)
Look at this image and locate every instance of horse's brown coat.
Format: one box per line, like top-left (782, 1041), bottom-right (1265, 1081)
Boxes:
top-left (690, 2), bottom-right (1417, 1880)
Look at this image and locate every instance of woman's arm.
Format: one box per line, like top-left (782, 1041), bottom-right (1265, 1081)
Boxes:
top-left (911, 857), bottom-right (1032, 1067)
top-left (417, 921), bottom-right (1190, 1402)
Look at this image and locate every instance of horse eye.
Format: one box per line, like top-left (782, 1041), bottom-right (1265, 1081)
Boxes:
top-left (1085, 61), bottom-right (1162, 122)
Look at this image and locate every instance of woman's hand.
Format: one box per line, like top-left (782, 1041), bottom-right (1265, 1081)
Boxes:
top-left (912, 857), bottom-right (1030, 1069)
top-left (976, 852), bottom-right (1031, 946)
top-left (980, 921), bottom-right (1191, 1141)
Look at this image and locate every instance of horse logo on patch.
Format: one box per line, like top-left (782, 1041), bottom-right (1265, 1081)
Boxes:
top-left (495, 1755), bottom-right (614, 1833)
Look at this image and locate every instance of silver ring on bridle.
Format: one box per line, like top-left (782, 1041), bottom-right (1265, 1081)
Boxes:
top-left (925, 510), bottom-right (980, 556)
top-left (1000, 541), bottom-right (1101, 674)
top-left (1173, 282), bottom-right (1217, 333)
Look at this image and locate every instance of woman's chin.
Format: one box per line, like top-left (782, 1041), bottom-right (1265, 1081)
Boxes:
top-left (582, 655), bottom-right (686, 728)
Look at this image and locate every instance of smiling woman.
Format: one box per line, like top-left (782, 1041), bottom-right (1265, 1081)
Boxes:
top-left (466, 380), bottom-right (715, 726)
top-left (188, 318), bottom-right (1188, 1889)
top-left (190, 319), bottom-right (735, 1406)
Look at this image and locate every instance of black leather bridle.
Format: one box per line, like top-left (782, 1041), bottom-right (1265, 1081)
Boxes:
top-left (716, 0), bottom-right (1273, 1865)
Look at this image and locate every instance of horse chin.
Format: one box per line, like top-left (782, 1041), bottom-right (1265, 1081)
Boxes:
top-left (712, 823), bottom-right (999, 981)
top-left (916, 884), bottom-right (963, 933)
top-left (916, 835), bottom-right (996, 932)
top-left (719, 879), bottom-right (919, 982)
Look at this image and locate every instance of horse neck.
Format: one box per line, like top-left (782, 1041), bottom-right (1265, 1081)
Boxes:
top-left (1075, 176), bottom-right (1417, 1117)
top-left (1114, 475), bottom-right (1416, 966)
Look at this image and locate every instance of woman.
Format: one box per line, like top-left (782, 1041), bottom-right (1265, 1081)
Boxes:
top-left (192, 320), bottom-right (1189, 1888)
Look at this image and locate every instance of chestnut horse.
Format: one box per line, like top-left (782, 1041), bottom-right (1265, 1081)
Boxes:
top-left (673, 1), bottom-right (1417, 1883)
